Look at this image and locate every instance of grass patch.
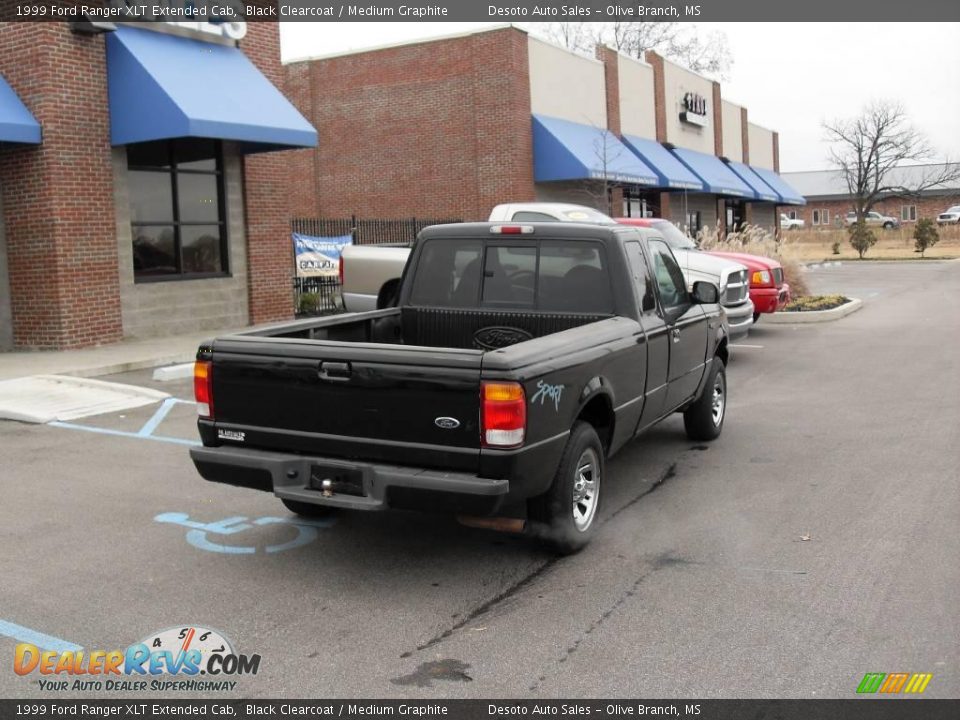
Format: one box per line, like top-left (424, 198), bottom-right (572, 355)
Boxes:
top-left (783, 295), bottom-right (850, 312)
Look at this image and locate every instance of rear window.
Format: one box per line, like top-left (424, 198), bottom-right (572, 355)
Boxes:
top-left (409, 239), bottom-right (614, 313)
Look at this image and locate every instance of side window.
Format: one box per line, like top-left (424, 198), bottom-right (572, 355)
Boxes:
top-left (623, 241), bottom-right (654, 314)
top-left (647, 239), bottom-right (690, 313)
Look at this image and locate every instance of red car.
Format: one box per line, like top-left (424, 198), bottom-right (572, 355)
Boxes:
top-left (615, 217), bottom-right (789, 322)
top-left (706, 251), bottom-right (790, 321)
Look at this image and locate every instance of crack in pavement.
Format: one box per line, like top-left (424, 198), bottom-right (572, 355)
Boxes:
top-left (606, 461), bottom-right (678, 522)
top-left (527, 559), bottom-right (664, 693)
top-left (398, 459), bottom-right (684, 663)
top-left (399, 557), bottom-right (560, 659)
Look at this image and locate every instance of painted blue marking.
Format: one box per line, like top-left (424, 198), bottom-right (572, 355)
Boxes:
top-left (154, 512), bottom-right (335, 554)
top-left (0, 620), bottom-right (82, 652)
top-left (49, 421), bottom-right (200, 447)
top-left (137, 397), bottom-right (182, 437)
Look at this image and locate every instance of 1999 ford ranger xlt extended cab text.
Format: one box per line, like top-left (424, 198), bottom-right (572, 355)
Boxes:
top-left (190, 222), bottom-right (730, 553)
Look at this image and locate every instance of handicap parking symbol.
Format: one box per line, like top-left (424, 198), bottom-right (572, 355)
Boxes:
top-left (154, 511), bottom-right (335, 555)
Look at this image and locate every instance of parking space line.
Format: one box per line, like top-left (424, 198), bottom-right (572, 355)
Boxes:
top-left (731, 344), bottom-right (764, 349)
top-left (138, 397), bottom-right (192, 438)
top-left (48, 421), bottom-right (200, 447)
top-left (0, 619), bottom-right (82, 652)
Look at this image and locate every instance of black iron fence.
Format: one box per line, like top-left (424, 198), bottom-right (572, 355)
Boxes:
top-left (292, 216), bottom-right (462, 246)
top-left (293, 276), bottom-right (342, 317)
top-left (291, 216), bottom-right (463, 316)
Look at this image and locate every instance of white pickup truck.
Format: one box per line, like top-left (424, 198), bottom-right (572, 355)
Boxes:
top-left (340, 203), bottom-right (754, 338)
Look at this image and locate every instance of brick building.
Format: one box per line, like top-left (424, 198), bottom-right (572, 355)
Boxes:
top-left (0, 21), bottom-right (316, 351)
top-left (283, 26), bottom-right (804, 234)
top-left (780, 164), bottom-right (960, 228)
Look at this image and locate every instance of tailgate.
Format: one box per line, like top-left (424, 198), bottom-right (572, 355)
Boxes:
top-left (206, 338), bottom-right (483, 472)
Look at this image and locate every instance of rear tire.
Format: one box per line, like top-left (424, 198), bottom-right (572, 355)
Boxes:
top-left (281, 498), bottom-right (338, 518)
top-left (528, 422), bottom-right (603, 555)
top-left (753, 312), bottom-right (761, 323)
top-left (683, 359), bottom-right (726, 441)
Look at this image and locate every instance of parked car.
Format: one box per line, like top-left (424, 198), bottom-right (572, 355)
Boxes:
top-left (705, 251), bottom-right (790, 322)
top-left (191, 222), bottom-right (729, 553)
top-left (936, 206), bottom-right (960, 225)
top-left (780, 214), bottom-right (805, 230)
top-left (339, 244), bottom-right (410, 313)
top-left (845, 211), bottom-right (900, 229)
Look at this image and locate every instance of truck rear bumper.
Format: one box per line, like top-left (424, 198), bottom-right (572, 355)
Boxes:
top-left (190, 445), bottom-right (509, 515)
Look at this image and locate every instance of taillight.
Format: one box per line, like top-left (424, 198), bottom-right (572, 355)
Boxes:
top-left (338, 253), bottom-right (345, 286)
top-left (481, 381), bottom-right (526, 448)
top-left (751, 270), bottom-right (772, 286)
top-left (194, 361), bottom-right (213, 419)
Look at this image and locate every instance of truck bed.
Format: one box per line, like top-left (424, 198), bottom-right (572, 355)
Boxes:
top-left (246, 306), bottom-right (611, 351)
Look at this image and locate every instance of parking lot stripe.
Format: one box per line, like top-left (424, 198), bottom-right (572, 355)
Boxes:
top-left (731, 344), bottom-right (764, 349)
top-left (137, 397), bottom-right (190, 438)
top-left (49, 421), bottom-right (200, 447)
top-left (0, 620), bottom-right (82, 652)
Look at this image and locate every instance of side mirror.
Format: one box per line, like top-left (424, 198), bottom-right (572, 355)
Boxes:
top-left (691, 281), bottom-right (719, 304)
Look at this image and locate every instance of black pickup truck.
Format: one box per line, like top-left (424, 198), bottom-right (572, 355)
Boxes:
top-left (190, 222), bottom-right (729, 553)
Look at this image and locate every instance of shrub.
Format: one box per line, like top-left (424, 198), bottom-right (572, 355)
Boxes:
top-left (831, 241), bottom-right (841, 255)
top-left (848, 220), bottom-right (877, 259)
top-left (783, 294), bottom-right (849, 312)
top-left (912, 218), bottom-right (940, 257)
top-left (297, 292), bottom-right (321, 315)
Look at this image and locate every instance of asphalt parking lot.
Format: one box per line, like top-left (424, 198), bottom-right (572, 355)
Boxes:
top-left (1, 260), bottom-right (957, 699)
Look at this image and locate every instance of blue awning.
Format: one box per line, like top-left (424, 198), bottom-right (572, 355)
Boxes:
top-left (0, 74), bottom-right (41, 145)
top-left (532, 115), bottom-right (659, 185)
top-left (106, 26), bottom-right (317, 153)
top-left (750, 166), bottom-right (807, 205)
top-left (621, 135), bottom-right (703, 191)
top-left (669, 147), bottom-right (757, 198)
top-left (725, 161), bottom-right (780, 203)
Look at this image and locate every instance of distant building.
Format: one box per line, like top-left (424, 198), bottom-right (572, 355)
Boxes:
top-left (780, 164), bottom-right (960, 228)
top-left (283, 26), bottom-right (804, 235)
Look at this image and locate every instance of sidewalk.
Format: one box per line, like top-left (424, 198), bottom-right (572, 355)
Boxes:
top-left (0, 326), bottom-right (254, 381)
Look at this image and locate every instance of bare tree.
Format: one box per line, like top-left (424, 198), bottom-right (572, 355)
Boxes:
top-left (824, 101), bottom-right (960, 219)
top-left (533, 22), bottom-right (732, 80)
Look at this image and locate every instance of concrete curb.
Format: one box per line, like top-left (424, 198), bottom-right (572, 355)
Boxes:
top-left (152, 362), bottom-right (195, 382)
top-left (765, 297), bottom-right (863, 324)
top-left (68, 352), bottom-right (198, 379)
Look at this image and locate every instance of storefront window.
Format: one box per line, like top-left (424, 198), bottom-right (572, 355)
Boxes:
top-left (128, 139), bottom-right (227, 280)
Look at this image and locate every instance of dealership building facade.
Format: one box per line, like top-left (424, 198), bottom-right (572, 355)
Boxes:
top-left (0, 21), bottom-right (316, 351)
top-left (0, 22), bottom-right (806, 352)
top-left (283, 26), bottom-right (804, 233)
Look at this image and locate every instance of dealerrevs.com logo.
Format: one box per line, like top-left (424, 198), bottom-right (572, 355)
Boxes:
top-left (14, 626), bottom-right (260, 692)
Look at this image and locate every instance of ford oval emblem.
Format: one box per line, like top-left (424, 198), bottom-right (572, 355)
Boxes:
top-left (473, 326), bottom-right (533, 350)
top-left (434, 417), bottom-right (460, 430)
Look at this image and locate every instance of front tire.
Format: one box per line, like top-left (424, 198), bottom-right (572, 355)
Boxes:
top-left (528, 422), bottom-right (603, 555)
top-left (281, 498), bottom-right (338, 519)
top-left (683, 359), bottom-right (727, 441)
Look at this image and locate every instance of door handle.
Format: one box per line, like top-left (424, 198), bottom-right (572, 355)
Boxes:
top-left (671, 328), bottom-right (681, 343)
top-left (319, 361), bottom-right (352, 382)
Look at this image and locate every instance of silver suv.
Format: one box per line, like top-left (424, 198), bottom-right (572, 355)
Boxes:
top-left (845, 211), bottom-right (900, 229)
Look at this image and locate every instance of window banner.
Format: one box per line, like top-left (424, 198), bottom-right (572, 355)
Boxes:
top-left (293, 233), bottom-right (352, 277)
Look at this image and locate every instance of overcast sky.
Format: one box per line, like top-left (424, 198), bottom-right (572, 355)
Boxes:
top-left (279, 22), bottom-right (960, 173)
